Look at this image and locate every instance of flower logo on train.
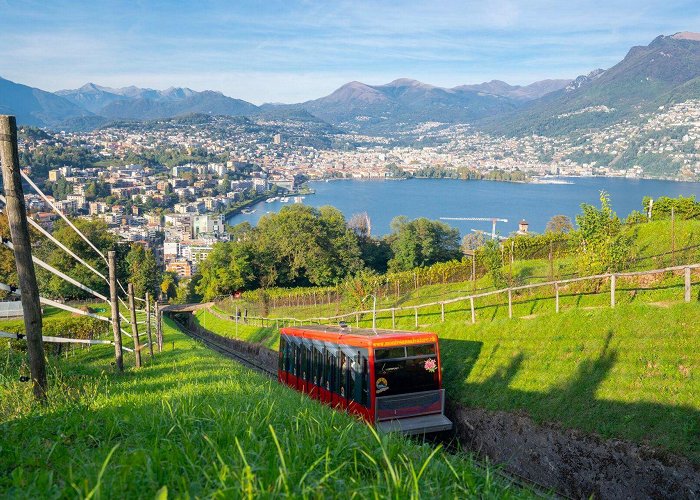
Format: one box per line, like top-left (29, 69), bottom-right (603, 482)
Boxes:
top-left (424, 358), bottom-right (437, 373)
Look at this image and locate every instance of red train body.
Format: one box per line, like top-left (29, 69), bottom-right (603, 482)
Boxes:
top-left (278, 324), bottom-right (452, 435)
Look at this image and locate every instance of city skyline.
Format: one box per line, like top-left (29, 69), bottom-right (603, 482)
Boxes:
top-left (1, 0), bottom-right (698, 103)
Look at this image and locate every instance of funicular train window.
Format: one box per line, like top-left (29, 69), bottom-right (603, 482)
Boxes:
top-left (374, 343), bottom-right (439, 397)
top-left (375, 347), bottom-right (406, 360)
top-left (339, 351), bottom-right (347, 398)
top-left (306, 346), bottom-right (314, 382)
top-left (329, 352), bottom-right (337, 392)
top-left (300, 341), bottom-right (308, 380)
top-left (314, 344), bottom-right (323, 386)
top-left (406, 343), bottom-right (436, 357)
top-left (361, 356), bottom-right (369, 406)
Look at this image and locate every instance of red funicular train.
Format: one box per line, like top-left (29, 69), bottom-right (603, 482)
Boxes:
top-left (278, 324), bottom-right (452, 435)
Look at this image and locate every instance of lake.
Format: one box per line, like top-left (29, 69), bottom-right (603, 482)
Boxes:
top-left (227, 177), bottom-right (700, 236)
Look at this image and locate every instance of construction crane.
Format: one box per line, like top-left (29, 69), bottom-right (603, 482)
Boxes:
top-left (440, 217), bottom-right (508, 240)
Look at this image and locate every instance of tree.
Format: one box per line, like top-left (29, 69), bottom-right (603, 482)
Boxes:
top-left (196, 241), bottom-right (255, 300)
top-left (34, 218), bottom-right (119, 300)
top-left (481, 240), bottom-right (506, 288)
top-left (387, 217), bottom-right (461, 272)
top-left (575, 191), bottom-right (632, 273)
top-left (461, 232), bottom-right (486, 253)
top-left (126, 244), bottom-right (161, 299)
top-left (545, 215), bottom-right (573, 234)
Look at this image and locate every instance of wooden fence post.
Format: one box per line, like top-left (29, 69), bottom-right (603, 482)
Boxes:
top-left (391, 308), bottom-right (395, 329)
top-left (555, 282), bottom-right (560, 313)
top-left (0, 115), bottom-right (47, 399)
top-left (610, 274), bottom-right (616, 308)
top-left (107, 251), bottom-right (124, 371)
top-left (414, 307), bottom-right (418, 327)
top-left (441, 302), bottom-right (445, 322)
top-left (355, 313), bottom-right (359, 327)
top-left (145, 292), bottom-right (153, 359)
top-left (155, 301), bottom-right (163, 352)
top-left (469, 297), bottom-right (475, 324)
top-left (508, 289), bottom-right (513, 319)
top-left (128, 283), bottom-right (142, 368)
top-left (685, 267), bottom-right (691, 303)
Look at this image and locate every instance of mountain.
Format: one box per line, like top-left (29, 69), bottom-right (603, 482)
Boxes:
top-left (0, 76), bottom-right (94, 127)
top-left (480, 32), bottom-right (700, 136)
top-left (56, 84), bottom-right (259, 120)
top-left (55, 83), bottom-right (130, 113)
top-left (282, 78), bottom-right (528, 131)
top-left (454, 79), bottom-right (571, 101)
top-left (98, 90), bottom-right (258, 120)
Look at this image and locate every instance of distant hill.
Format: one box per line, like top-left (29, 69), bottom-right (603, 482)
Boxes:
top-left (57, 84), bottom-right (259, 120)
top-left (479, 32), bottom-right (700, 136)
top-left (0, 77), bottom-right (94, 127)
top-left (273, 77), bottom-right (569, 131)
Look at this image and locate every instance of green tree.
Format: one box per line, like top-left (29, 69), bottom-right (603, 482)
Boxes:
top-left (387, 217), bottom-right (461, 272)
top-left (481, 240), bottom-right (505, 288)
top-left (126, 244), bottom-right (161, 299)
top-left (34, 219), bottom-right (119, 300)
top-left (575, 191), bottom-right (633, 274)
top-left (196, 241), bottom-right (255, 300)
top-left (545, 215), bottom-right (574, 234)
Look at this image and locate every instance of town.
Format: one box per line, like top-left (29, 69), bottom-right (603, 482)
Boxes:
top-left (18, 98), bottom-right (700, 280)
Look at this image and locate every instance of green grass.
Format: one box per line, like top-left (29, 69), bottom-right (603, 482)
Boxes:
top-left (201, 300), bottom-right (700, 463)
top-left (0, 317), bottom-right (531, 498)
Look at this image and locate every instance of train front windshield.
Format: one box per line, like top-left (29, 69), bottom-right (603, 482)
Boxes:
top-left (373, 343), bottom-right (439, 397)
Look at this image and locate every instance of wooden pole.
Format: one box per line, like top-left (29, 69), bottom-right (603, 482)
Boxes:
top-left (414, 307), bottom-right (418, 327)
top-left (145, 292), bottom-right (154, 359)
top-left (128, 283), bottom-right (142, 368)
top-left (555, 282), bottom-right (560, 313)
top-left (155, 300), bottom-right (162, 353)
top-left (610, 274), bottom-right (616, 308)
top-left (469, 297), bottom-right (475, 324)
top-left (107, 251), bottom-right (123, 371)
top-left (685, 267), bottom-right (691, 303)
top-left (508, 289), bottom-right (513, 319)
top-left (441, 302), bottom-right (445, 322)
top-left (0, 115), bottom-right (47, 399)
top-left (472, 256), bottom-right (476, 292)
top-left (355, 313), bottom-right (359, 327)
top-left (671, 206), bottom-right (675, 266)
top-left (391, 308), bottom-right (395, 329)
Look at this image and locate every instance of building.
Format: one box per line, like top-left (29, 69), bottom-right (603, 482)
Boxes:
top-left (273, 134), bottom-right (282, 145)
top-left (518, 219), bottom-right (529, 235)
top-left (166, 260), bottom-right (193, 278)
top-left (192, 214), bottom-right (225, 237)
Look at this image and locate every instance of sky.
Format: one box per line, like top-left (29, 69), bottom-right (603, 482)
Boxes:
top-left (1, 0), bottom-right (699, 104)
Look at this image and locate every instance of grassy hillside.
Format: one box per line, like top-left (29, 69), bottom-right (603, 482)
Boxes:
top-left (0, 317), bottom-right (529, 498)
top-left (222, 219), bottom-right (700, 321)
top-left (196, 301), bottom-right (700, 463)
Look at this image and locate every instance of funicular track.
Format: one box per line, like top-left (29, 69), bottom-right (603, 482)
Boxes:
top-left (171, 312), bottom-right (563, 498)
top-left (171, 315), bottom-right (277, 378)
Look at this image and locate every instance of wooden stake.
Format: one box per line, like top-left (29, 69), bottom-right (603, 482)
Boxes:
top-left (685, 267), bottom-right (691, 303)
top-left (555, 282), bottom-right (560, 313)
top-left (441, 302), bottom-right (445, 322)
top-left (508, 289), bottom-right (513, 319)
top-left (128, 283), bottom-right (141, 368)
top-left (155, 300), bottom-right (163, 352)
top-left (391, 308), bottom-right (395, 329)
top-left (414, 307), bottom-right (418, 327)
top-left (108, 251), bottom-right (123, 370)
top-left (145, 292), bottom-right (153, 358)
top-left (469, 297), bottom-right (475, 324)
top-left (0, 115), bottom-right (47, 399)
top-left (610, 274), bottom-right (616, 308)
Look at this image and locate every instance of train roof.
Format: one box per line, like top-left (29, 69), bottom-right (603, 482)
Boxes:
top-left (280, 324), bottom-right (437, 347)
